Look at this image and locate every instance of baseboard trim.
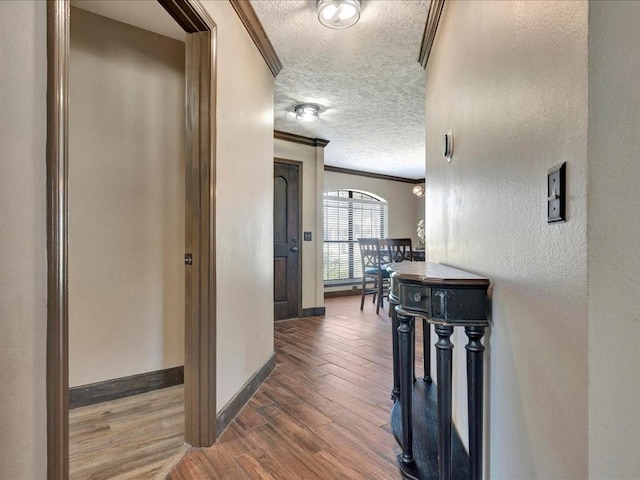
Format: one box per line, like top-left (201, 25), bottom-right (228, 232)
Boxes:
top-left (69, 366), bottom-right (184, 409)
top-left (324, 290), bottom-right (361, 298)
top-left (301, 307), bottom-right (326, 317)
top-left (215, 353), bottom-right (276, 435)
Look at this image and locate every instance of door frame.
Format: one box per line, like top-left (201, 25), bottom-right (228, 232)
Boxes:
top-left (46, 1), bottom-right (217, 477)
top-left (274, 158), bottom-right (303, 319)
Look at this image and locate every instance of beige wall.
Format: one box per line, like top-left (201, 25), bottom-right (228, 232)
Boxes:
top-left (201, 1), bottom-right (275, 412)
top-left (425, 1), bottom-right (588, 477)
top-left (588, 2), bottom-right (640, 476)
top-left (0, 2), bottom-right (47, 478)
top-left (274, 139), bottom-right (325, 309)
top-left (68, 7), bottom-right (185, 387)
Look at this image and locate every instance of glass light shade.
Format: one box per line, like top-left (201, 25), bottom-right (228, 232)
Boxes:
top-left (412, 185), bottom-right (425, 197)
top-left (294, 104), bottom-right (320, 122)
top-left (317, 0), bottom-right (361, 29)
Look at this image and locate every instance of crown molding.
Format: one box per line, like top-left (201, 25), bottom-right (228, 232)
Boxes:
top-left (275, 130), bottom-right (330, 147)
top-left (324, 165), bottom-right (424, 184)
top-left (418, 0), bottom-right (445, 69)
top-left (228, 0), bottom-right (282, 77)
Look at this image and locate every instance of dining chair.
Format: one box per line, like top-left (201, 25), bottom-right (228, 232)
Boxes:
top-left (386, 238), bottom-right (414, 263)
top-left (357, 238), bottom-right (390, 315)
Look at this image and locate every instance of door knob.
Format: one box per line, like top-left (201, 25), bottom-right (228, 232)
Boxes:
top-left (290, 246), bottom-right (299, 252)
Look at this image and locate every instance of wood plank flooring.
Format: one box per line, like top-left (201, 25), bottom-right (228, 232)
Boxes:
top-left (168, 295), bottom-right (425, 480)
top-left (69, 296), bottom-right (426, 479)
top-left (69, 385), bottom-right (185, 480)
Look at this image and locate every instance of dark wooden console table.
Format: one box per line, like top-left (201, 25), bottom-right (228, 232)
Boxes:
top-left (388, 262), bottom-right (490, 480)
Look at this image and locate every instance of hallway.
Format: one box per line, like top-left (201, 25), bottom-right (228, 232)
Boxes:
top-left (168, 295), bottom-right (417, 479)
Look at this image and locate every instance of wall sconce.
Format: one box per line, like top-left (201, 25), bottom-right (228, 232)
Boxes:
top-left (294, 103), bottom-right (320, 122)
top-left (317, 0), bottom-right (361, 29)
top-left (412, 184), bottom-right (425, 197)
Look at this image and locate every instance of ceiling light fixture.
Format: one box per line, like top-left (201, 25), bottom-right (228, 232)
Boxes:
top-left (317, 0), bottom-right (361, 29)
top-left (294, 103), bottom-right (320, 122)
top-left (412, 185), bottom-right (425, 197)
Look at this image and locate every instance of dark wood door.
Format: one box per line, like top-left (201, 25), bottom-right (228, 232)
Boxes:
top-left (274, 162), bottom-right (300, 320)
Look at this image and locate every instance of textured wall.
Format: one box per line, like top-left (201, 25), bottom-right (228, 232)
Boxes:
top-left (201, 1), bottom-right (275, 412)
top-left (274, 139), bottom-right (325, 309)
top-left (0, 1), bottom-right (47, 478)
top-left (425, 1), bottom-right (588, 477)
top-left (68, 7), bottom-right (185, 387)
top-left (588, 2), bottom-right (640, 477)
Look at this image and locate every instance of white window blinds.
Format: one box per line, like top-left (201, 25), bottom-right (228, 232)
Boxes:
top-left (323, 190), bottom-right (388, 281)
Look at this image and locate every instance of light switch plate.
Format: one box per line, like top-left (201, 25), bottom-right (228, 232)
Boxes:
top-left (304, 231), bottom-right (312, 241)
top-left (547, 162), bottom-right (566, 223)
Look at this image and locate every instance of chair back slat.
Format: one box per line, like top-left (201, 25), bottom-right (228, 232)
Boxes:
top-left (358, 238), bottom-right (383, 270)
top-left (386, 238), bottom-right (413, 263)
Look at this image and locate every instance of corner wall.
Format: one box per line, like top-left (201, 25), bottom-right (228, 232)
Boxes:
top-left (588, 2), bottom-right (640, 476)
top-left (201, 1), bottom-right (275, 412)
top-left (0, 1), bottom-right (47, 478)
top-left (424, 1), bottom-right (588, 477)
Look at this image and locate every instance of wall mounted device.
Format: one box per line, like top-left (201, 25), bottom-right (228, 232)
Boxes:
top-left (443, 131), bottom-right (453, 161)
top-left (547, 162), bottom-right (566, 223)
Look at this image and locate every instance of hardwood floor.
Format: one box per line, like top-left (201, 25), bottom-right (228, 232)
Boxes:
top-left (69, 296), bottom-right (425, 479)
top-left (168, 295), bottom-right (425, 480)
top-left (69, 384), bottom-right (185, 480)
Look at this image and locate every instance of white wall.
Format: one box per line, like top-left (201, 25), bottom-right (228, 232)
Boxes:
top-left (324, 171), bottom-right (423, 245)
top-left (69, 7), bottom-right (185, 387)
top-left (425, 1), bottom-right (588, 477)
top-left (201, 1), bottom-right (275, 412)
top-left (0, 1), bottom-right (47, 478)
top-left (274, 138), bottom-right (325, 309)
top-left (588, 2), bottom-right (640, 476)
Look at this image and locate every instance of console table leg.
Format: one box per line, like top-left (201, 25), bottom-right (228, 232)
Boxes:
top-left (391, 302), bottom-right (400, 401)
top-left (423, 319), bottom-right (432, 384)
top-left (435, 324), bottom-right (454, 480)
top-left (398, 312), bottom-right (415, 464)
top-left (466, 326), bottom-right (486, 480)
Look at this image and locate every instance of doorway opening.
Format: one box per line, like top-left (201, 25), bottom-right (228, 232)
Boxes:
top-left (66, 5), bottom-right (186, 477)
top-left (46, 1), bottom-right (217, 478)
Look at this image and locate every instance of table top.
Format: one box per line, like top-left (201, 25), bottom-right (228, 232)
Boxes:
top-left (387, 262), bottom-right (490, 287)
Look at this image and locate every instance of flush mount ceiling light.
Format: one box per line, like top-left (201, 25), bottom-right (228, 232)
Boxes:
top-left (294, 103), bottom-right (320, 122)
top-left (412, 185), bottom-right (425, 197)
top-left (317, 0), bottom-right (361, 29)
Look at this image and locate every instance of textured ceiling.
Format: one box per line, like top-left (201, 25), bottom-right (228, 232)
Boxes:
top-left (251, 0), bottom-right (428, 180)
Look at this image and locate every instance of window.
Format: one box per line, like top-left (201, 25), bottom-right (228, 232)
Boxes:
top-left (323, 190), bottom-right (388, 282)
